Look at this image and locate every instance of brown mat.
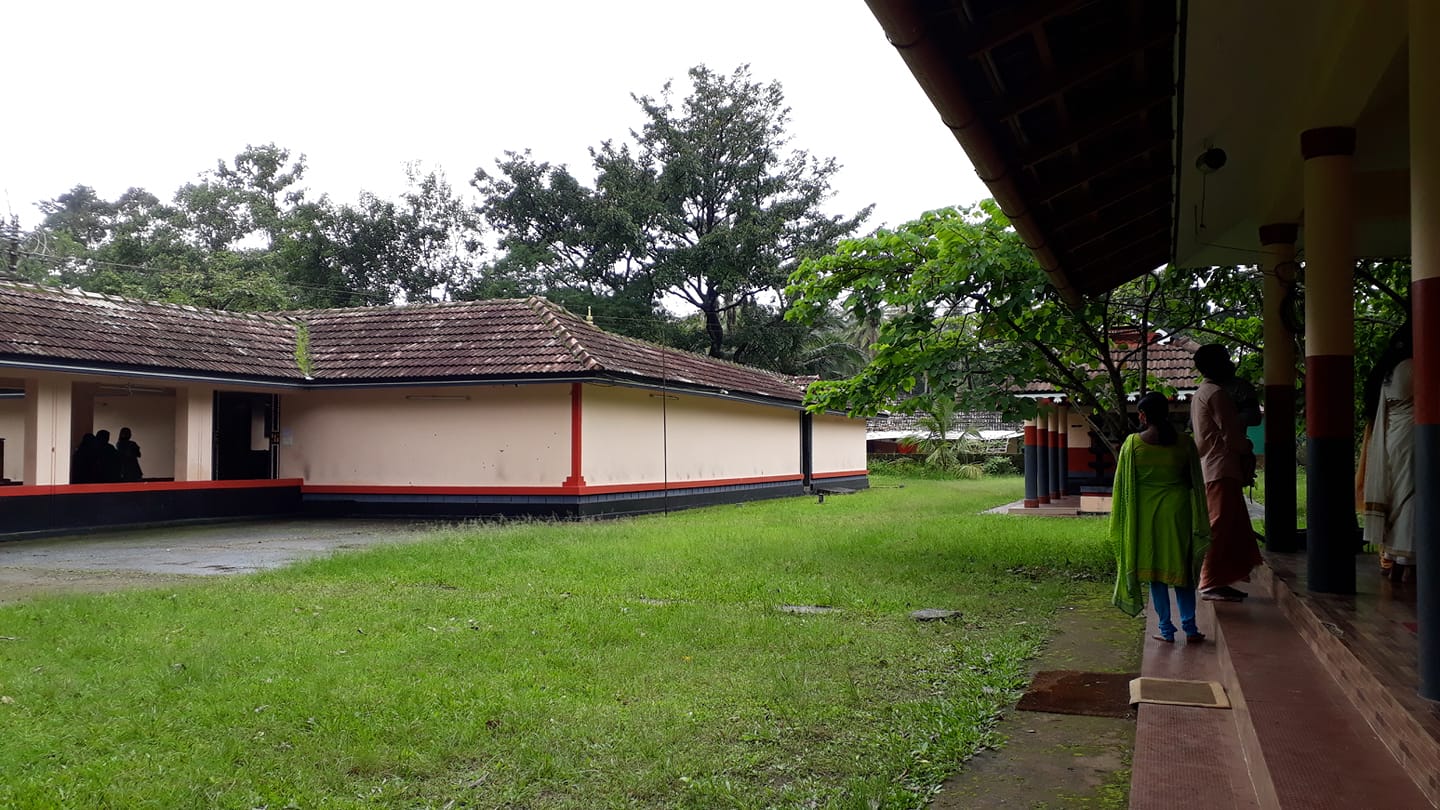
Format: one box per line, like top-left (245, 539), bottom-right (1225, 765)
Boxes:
top-left (1128, 677), bottom-right (1231, 709)
top-left (1015, 670), bottom-right (1138, 718)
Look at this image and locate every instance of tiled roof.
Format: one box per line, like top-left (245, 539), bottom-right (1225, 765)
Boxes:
top-left (866, 411), bottom-right (1022, 434)
top-left (1017, 334), bottom-right (1205, 395)
top-left (0, 281), bottom-right (304, 380)
top-left (0, 282), bottom-right (805, 402)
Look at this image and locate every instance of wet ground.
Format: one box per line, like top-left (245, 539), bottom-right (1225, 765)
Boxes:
top-left (932, 596), bottom-right (1143, 809)
top-left (0, 519), bottom-right (439, 604)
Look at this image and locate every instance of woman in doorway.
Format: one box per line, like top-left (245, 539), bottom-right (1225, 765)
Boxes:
top-left (116, 427), bottom-right (143, 483)
top-left (1111, 392), bottom-right (1211, 642)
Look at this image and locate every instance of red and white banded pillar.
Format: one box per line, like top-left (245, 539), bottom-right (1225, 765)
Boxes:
top-left (1022, 416), bottom-right (1040, 508)
top-left (1410, 0), bottom-right (1440, 700)
top-left (1260, 223), bottom-right (1300, 552)
top-left (1300, 125), bottom-right (1357, 595)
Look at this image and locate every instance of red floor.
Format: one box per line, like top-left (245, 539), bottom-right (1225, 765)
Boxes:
top-left (1128, 556), bottom-right (1437, 809)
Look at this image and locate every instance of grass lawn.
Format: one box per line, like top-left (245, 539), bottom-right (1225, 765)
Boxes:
top-left (0, 475), bottom-right (1113, 809)
top-left (1248, 466), bottom-right (1308, 531)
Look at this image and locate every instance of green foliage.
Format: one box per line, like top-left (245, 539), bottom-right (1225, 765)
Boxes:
top-left (981, 456), bottom-right (1018, 476)
top-left (15, 146), bottom-right (486, 312)
top-left (0, 480), bottom-right (1112, 808)
top-left (787, 202), bottom-right (1164, 449)
top-left (474, 65), bottom-right (871, 368)
top-left (293, 323), bottom-right (313, 378)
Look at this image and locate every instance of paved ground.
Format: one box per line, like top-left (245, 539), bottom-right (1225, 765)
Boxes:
top-left (932, 595), bottom-right (1142, 809)
top-left (0, 519), bottom-right (439, 604)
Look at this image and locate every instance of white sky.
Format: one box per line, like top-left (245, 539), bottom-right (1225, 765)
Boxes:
top-left (0, 1), bottom-right (987, 234)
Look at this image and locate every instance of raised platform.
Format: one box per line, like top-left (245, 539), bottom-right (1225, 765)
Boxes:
top-left (1129, 555), bottom-right (1437, 808)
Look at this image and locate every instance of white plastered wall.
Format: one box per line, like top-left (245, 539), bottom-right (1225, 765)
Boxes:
top-left (93, 393), bottom-right (177, 479)
top-left (581, 385), bottom-right (801, 486)
top-left (812, 413), bottom-right (868, 475)
top-left (0, 397), bottom-right (24, 482)
top-left (277, 384), bottom-right (571, 486)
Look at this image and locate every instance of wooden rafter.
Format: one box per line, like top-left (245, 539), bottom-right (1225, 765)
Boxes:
top-left (1034, 137), bottom-right (1168, 204)
top-left (991, 21), bottom-right (1174, 121)
top-left (1017, 89), bottom-right (1172, 167)
top-left (958, 0), bottom-right (1091, 57)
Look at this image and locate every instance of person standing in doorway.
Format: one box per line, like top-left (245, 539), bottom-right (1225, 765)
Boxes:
top-left (116, 426), bottom-right (143, 483)
top-left (1191, 344), bottom-right (1264, 601)
top-left (1110, 392), bottom-right (1211, 642)
top-left (93, 429), bottom-right (122, 484)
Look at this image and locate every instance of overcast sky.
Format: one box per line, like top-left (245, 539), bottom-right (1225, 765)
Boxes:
top-left (1, 1), bottom-right (988, 233)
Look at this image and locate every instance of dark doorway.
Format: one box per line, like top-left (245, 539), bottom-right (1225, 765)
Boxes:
top-left (214, 392), bottom-right (278, 480)
top-left (800, 412), bottom-right (814, 488)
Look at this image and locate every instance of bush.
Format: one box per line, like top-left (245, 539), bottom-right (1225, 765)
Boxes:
top-left (981, 456), bottom-right (1019, 476)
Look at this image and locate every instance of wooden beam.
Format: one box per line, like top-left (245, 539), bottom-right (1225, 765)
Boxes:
top-left (959, 0), bottom-right (1092, 57)
top-left (1051, 176), bottom-right (1171, 237)
top-left (1034, 136), bottom-right (1171, 204)
top-left (1068, 230), bottom-right (1171, 283)
top-left (992, 22), bottom-right (1175, 122)
top-left (1064, 204), bottom-right (1172, 259)
top-left (1016, 89), bottom-right (1173, 167)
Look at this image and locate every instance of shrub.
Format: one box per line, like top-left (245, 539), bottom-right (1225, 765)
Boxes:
top-left (981, 456), bottom-right (1018, 476)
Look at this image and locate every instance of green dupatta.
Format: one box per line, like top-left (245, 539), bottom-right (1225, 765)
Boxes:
top-left (1109, 432), bottom-right (1212, 617)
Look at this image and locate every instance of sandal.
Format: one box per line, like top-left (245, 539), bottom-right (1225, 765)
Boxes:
top-left (1152, 633), bottom-right (1175, 643)
top-left (1186, 632), bottom-right (1206, 643)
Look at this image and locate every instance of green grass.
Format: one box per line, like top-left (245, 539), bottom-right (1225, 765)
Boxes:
top-left (0, 477), bottom-right (1113, 809)
top-left (1248, 467), bottom-right (1308, 530)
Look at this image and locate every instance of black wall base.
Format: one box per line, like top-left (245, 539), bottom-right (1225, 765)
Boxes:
top-left (1, 484), bottom-right (302, 541)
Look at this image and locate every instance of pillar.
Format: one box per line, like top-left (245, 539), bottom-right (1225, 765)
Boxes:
top-left (563, 383), bottom-right (587, 488)
top-left (173, 386), bottom-right (214, 482)
top-left (1036, 403), bottom-right (1051, 504)
top-left (22, 377), bottom-right (71, 486)
top-left (1058, 405), bottom-right (1070, 498)
top-left (1054, 400), bottom-right (1065, 495)
top-left (1301, 126), bottom-right (1357, 594)
top-left (1260, 223), bottom-right (1300, 552)
top-left (1022, 416), bottom-right (1039, 507)
top-left (1410, 0), bottom-right (1440, 699)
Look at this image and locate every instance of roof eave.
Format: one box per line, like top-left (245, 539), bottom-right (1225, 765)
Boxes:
top-left (866, 0), bottom-right (1083, 306)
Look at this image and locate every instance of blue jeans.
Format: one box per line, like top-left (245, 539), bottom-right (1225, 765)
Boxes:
top-left (1149, 581), bottom-right (1199, 638)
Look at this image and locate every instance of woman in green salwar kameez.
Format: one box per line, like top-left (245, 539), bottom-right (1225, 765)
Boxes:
top-left (1111, 392), bottom-right (1212, 642)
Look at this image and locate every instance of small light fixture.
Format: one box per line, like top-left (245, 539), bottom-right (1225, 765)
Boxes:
top-left (1195, 147), bottom-right (1227, 174)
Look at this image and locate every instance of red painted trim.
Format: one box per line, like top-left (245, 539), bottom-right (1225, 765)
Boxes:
top-left (302, 473), bottom-right (808, 498)
top-left (562, 382), bottom-right (587, 487)
top-left (1066, 447), bottom-right (1091, 472)
top-left (1023, 425), bottom-right (1036, 445)
top-left (0, 478), bottom-right (303, 498)
top-left (1305, 354), bottom-right (1354, 439)
top-left (1023, 499), bottom-right (1039, 508)
top-left (810, 469), bottom-right (869, 480)
top-left (1416, 278), bottom-right (1440, 425)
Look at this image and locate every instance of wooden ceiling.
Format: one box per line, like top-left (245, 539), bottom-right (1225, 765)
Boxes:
top-left (866, 0), bottom-right (1178, 300)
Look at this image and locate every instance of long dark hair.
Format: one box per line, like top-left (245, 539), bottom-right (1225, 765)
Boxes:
top-left (1136, 392), bottom-right (1177, 446)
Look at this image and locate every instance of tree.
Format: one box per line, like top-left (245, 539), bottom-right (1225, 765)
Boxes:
top-left (328, 166), bottom-right (485, 304)
top-left (788, 202), bottom-right (1207, 452)
top-left (475, 64), bottom-right (870, 363)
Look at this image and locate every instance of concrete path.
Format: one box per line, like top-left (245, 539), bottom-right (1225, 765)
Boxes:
top-left (0, 519), bottom-right (439, 604)
top-left (932, 596), bottom-right (1142, 808)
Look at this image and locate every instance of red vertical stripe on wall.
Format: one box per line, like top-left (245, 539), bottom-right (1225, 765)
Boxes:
top-left (562, 383), bottom-right (586, 487)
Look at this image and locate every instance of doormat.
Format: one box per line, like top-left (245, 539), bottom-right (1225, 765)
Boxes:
top-left (1015, 670), bottom-right (1138, 718)
top-left (1128, 677), bottom-right (1230, 709)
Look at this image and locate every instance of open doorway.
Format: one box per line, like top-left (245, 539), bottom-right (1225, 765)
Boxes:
top-left (214, 392), bottom-right (278, 480)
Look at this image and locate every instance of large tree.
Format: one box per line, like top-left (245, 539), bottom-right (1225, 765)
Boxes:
top-left (11, 147), bottom-right (485, 311)
top-left (475, 64), bottom-right (870, 363)
top-left (787, 202), bottom-right (1245, 450)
